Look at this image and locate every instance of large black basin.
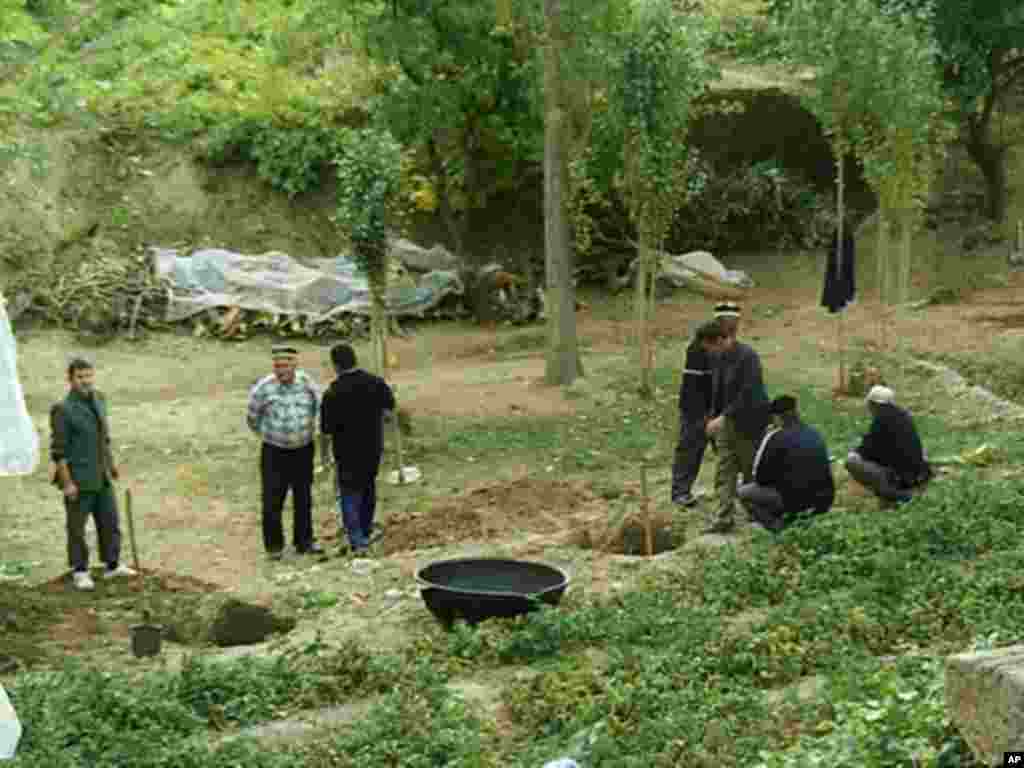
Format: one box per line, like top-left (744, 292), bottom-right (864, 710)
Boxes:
top-left (417, 558), bottom-right (570, 629)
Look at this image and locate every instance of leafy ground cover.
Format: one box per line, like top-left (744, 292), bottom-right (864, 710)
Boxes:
top-left (3, 306), bottom-right (1012, 766)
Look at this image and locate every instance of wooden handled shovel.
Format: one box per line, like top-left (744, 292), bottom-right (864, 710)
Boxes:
top-left (125, 488), bottom-right (143, 589)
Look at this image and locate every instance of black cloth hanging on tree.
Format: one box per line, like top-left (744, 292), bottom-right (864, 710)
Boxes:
top-left (821, 227), bottom-right (856, 313)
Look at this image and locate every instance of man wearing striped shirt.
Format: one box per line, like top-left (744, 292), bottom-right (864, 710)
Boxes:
top-left (247, 345), bottom-right (323, 559)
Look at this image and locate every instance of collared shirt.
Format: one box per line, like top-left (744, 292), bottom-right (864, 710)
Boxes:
top-left (247, 370), bottom-right (321, 449)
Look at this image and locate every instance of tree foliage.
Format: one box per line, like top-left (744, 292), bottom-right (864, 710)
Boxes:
top-left (774, 0), bottom-right (1024, 220)
top-left (354, 0), bottom-right (543, 259)
top-left (334, 127), bottom-right (404, 372)
top-left (586, 0), bottom-right (716, 396)
top-left (0, 0), bottom-right (46, 44)
top-left (783, 0), bottom-right (946, 370)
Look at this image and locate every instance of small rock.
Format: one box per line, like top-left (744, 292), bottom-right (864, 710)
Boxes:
top-left (350, 559), bottom-right (379, 576)
top-left (384, 589), bottom-right (402, 600)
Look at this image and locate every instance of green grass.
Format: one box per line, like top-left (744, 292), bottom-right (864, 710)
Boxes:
top-left (6, 331), bottom-right (1017, 766)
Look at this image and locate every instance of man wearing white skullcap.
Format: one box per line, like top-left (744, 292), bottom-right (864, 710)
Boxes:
top-left (845, 385), bottom-right (932, 504)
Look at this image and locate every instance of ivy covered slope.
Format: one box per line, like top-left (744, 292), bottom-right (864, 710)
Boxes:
top-left (1, 0), bottom-right (380, 194)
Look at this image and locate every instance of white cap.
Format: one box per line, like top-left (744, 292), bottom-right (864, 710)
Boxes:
top-left (866, 385), bottom-right (894, 405)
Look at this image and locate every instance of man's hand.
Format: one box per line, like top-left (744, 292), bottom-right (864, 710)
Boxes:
top-left (706, 415), bottom-right (724, 436)
top-left (63, 481), bottom-right (79, 500)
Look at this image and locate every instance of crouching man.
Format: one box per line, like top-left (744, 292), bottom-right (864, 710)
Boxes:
top-left (845, 385), bottom-right (932, 505)
top-left (739, 395), bottom-right (835, 532)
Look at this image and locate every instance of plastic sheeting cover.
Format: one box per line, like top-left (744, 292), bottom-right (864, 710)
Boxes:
top-left (153, 248), bottom-right (464, 323)
top-left (0, 295), bottom-right (39, 476)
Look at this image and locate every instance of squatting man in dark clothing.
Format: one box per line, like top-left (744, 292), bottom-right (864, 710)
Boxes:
top-left (247, 345), bottom-right (323, 560)
top-left (739, 395), bottom-right (835, 532)
top-left (705, 304), bottom-right (771, 534)
top-left (670, 320), bottom-right (717, 507)
top-left (845, 385), bottom-right (932, 504)
top-left (320, 343), bottom-right (396, 553)
top-left (50, 357), bottom-right (136, 591)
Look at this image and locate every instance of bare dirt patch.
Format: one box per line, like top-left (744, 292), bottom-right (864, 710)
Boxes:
top-left (2, 568), bottom-right (223, 667)
top-left (390, 357), bottom-right (577, 418)
top-left (378, 477), bottom-right (604, 555)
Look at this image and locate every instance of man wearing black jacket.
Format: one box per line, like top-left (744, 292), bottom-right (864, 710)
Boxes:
top-left (670, 321), bottom-right (719, 507)
top-left (845, 385), bottom-right (932, 504)
top-left (739, 395), bottom-right (835, 532)
top-left (320, 344), bottom-right (396, 553)
top-left (705, 304), bottom-right (771, 533)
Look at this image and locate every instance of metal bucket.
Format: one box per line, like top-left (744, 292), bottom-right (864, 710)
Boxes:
top-left (130, 624), bottom-right (164, 657)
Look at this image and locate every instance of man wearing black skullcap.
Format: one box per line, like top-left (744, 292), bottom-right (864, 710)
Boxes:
top-left (247, 345), bottom-right (323, 559)
top-left (737, 395), bottom-right (835, 532)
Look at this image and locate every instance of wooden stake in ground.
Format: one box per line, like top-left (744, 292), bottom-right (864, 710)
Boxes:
top-left (640, 462), bottom-right (652, 557)
top-left (393, 387), bottom-right (406, 485)
top-left (835, 151), bottom-right (847, 393)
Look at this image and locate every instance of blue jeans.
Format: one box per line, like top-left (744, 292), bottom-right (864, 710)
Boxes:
top-left (336, 475), bottom-right (377, 550)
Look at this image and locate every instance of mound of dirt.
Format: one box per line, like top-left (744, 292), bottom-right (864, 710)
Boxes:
top-left (571, 511), bottom-right (680, 556)
top-left (379, 477), bottom-right (607, 555)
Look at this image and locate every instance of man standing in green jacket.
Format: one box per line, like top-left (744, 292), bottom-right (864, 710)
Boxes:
top-left (50, 358), bottom-right (135, 591)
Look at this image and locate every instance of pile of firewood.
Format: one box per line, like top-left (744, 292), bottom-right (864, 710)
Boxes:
top-left (5, 252), bottom-right (170, 338)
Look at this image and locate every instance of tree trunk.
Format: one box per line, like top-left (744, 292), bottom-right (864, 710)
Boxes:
top-left (965, 132), bottom-right (1009, 222)
top-left (428, 138), bottom-right (468, 259)
top-left (370, 256), bottom-right (389, 377)
top-left (635, 232), bottom-right (653, 398)
top-left (543, 0), bottom-right (579, 386)
top-left (835, 148), bottom-right (846, 392)
top-left (898, 209), bottom-right (912, 305)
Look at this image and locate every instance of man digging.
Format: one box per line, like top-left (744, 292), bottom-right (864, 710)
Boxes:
top-left (50, 358), bottom-right (136, 591)
top-left (247, 345), bottom-right (323, 560)
top-left (704, 304), bottom-right (771, 534)
top-left (670, 320), bottom-right (717, 507)
top-left (320, 343), bottom-right (395, 554)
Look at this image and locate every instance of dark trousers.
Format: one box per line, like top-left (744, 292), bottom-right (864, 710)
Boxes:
top-left (845, 454), bottom-right (913, 502)
top-left (738, 482), bottom-right (786, 531)
top-left (671, 416), bottom-right (707, 499)
top-left (260, 442), bottom-right (315, 553)
top-left (65, 482), bottom-right (121, 572)
top-left (336, 472), bottom-right (378, 550)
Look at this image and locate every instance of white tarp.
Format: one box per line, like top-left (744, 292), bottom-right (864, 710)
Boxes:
top-left (152, 247), bottom-right (464, 323)
top-left (621, 250), bottom-right (754, 296)
top-left (669, 251), bottom-right (755, 289)
top-left (0, 293), bottom-right (39, 477)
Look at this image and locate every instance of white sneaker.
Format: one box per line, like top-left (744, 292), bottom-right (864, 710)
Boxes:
top-left (103, 564), bottom-right (137, 579)
top-left (72, 571), bottom-right (95, 591)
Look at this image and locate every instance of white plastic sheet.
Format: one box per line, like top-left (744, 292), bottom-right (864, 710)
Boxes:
top-left (0, 294), bottom-right (39, 476)
top-left (0, 680), bottom-right (21, 759)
